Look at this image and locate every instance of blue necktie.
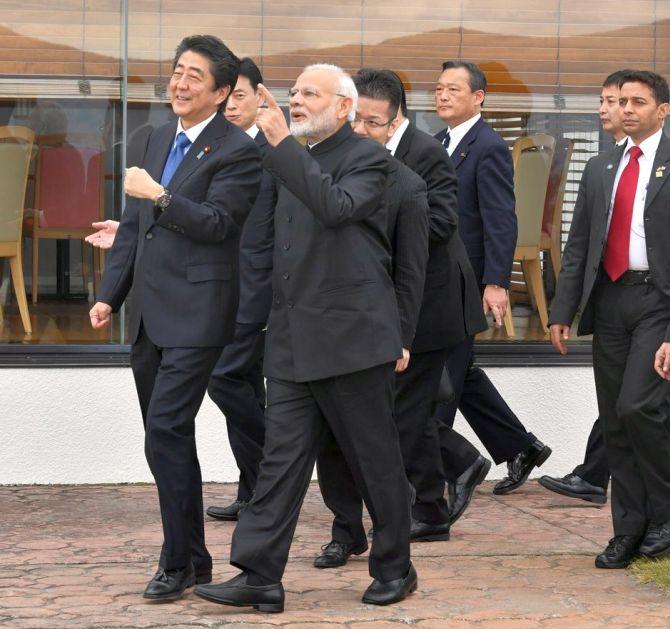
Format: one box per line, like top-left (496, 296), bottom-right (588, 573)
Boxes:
top-left (160, 131), bottom-right (191, 186)
top-left (441, 131), bottom-right (451, 151)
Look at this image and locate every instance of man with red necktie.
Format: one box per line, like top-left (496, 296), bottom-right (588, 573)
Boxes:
top-left (549, 70), bottom-right (670, 568)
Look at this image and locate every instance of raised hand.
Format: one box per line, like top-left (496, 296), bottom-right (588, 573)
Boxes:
top-left (125, 166), bottom-right (163, 201)
top-left (85, 220), bottom-right (120, 249)
top-left (255, 84), bottom-right (291, 147)
top-left (89, 302), bottom-right (112, 329)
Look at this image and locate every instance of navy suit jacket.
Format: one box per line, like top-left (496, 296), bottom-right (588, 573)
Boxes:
top-left (435, 117), bottom-right (517, 289)
top-left (99, 115), bottom-right (262, 347)
top-left (236, 130), bottom-right (277, 325)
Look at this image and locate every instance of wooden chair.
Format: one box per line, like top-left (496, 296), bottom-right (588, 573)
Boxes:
top-left (503, 134), bottom-right (556, 338)
top-left (24, 133), bottom-right (104, 304)
top-left (540, 138), bottom-right (574, 280)
top-left (0, 126), bottom-right (35, 335)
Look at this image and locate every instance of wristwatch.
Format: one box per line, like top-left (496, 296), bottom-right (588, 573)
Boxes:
top-left (155, 187), bottom-right (172, 211)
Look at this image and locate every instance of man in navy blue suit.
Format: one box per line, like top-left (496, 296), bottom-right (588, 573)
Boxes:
top-left (431, 61), bottom-right (552, 501)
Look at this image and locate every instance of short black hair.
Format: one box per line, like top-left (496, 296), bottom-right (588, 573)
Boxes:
top-left (173, 35), bottom-right (240, 91)
top-left (619, 70), bottom-right (670, 105)
top-left (385, 70), bottom-right (408, 116)
top-left (353, 68), bottom-right (402, 118)
top-left (238, 57), bottom-right (263, 90)
top-left (602, 69), bottom-right (634, 89)
top-left (441, 61), bottom-right (487, 93)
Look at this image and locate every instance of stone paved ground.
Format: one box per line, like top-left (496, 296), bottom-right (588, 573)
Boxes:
top-left (1, 481), bottom-right (669, 628)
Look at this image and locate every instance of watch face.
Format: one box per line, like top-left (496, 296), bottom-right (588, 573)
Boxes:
top-left (157, 191), bottom-right (171, 208)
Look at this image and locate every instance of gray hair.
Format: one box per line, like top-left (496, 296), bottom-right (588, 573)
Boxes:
top-left (303, 63), bottom-right (358, 122)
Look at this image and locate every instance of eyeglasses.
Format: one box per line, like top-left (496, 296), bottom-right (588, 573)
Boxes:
top-left (288, 87), bottom-right (346, 100)
top-left (352, 116), bottom-right (394, 130)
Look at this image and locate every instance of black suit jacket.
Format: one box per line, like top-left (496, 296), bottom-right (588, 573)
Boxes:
top-left (99, 115), bottom-right (262, 347)
top-left (435, 117), bottom-right (518, 289)
top-left (262, 124), bottom-right (402, 382)
top-left (386, 156), bottom-right (429, 348)
top-left (396, 122), bottom-right (486, 351)
top-left (550, 133), bottom-right (670, 340)
top-left (236, 130), bottom-right (277, 325)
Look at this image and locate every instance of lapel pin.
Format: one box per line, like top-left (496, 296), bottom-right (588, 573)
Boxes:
top-left (656, 168), bottom-right (664, 178)
top-left (460, 151), bottom-right (467, 157)
top-left (196, 146), bottom-right (212, 160)
top-left (607, 164), bottom-right (613, 170)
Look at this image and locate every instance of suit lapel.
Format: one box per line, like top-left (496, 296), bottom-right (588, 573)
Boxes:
top-left (601, 143), bottom-right (626, 215)
top-left (644, 133), bottom-right (670, 209)
top-left (146, 123), bottom-right (176, 183)
top-left (449, 118), bottom-right (483, 170)
top-left (168, 115), bottom-right (228, 192)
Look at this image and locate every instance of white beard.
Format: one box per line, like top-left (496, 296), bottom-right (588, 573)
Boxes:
top-left (290, 102), bottom-right (339, 139)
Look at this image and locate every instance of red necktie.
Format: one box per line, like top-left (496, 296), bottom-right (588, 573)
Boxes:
top-left (603, 145), bottom-right (643, 281)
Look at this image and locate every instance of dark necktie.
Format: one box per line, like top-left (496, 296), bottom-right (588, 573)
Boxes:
top-left (160, 131), bottom-right (191, 187)
top-left (603, 145), bottom-right (643, 281)
top-left (441, 131), bottom-right (451, 151)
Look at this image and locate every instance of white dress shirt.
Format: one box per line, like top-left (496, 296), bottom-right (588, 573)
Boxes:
top-left (608, 127), bottom-right (664, 271)
top-left (385, 118), bottom-right (410, 156)
top-left (175, 111), bottom-right (217, 153)
top-left (246, 123), bottom-right (260, 140)
top-left (445, 113), bottom-right (481, 157)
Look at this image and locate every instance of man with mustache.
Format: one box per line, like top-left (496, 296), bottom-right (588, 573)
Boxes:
top-left (196, 64), bottom-right (417, 612)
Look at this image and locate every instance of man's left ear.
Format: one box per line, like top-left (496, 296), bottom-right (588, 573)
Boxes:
top-left (215, 85), bottom-right (232, 107)
top-left (658, 102), bottom-right (669, 121)
top-left (338, 97), bottom-right (353, 121)
top-left (387, 117), bottom-right (401, 140)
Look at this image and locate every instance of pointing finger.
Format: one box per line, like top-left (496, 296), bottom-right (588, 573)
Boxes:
top-left (257, 84), bottom-right (280, 110)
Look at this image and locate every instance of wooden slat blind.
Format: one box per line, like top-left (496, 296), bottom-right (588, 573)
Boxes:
top-left (1, 0), bottom-right (670, 96)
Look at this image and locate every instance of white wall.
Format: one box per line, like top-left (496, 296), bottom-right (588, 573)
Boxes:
top-left (0, 366), bottom-right (598, 485)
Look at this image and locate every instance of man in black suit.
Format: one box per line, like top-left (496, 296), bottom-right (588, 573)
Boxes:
top-left (196, 64), bottom-right (417, 612)
top-left (312, 69), bottom-right (437, 569)
top-left (206, 58), bottom-right (276, 522)
top-left (89, 35), bottom-right (262, 601)
top-left (432, 61), bottom-right (552, 497)
top-left (539, 70), bottom-right (632, 505)
top-left (383, 72), bottom-right (491, 526)
top-left (550, 70), bottom-right (670, 568)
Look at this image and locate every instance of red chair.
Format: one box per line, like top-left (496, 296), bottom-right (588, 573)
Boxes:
top-left (25, 134), bottom-right (104, 304)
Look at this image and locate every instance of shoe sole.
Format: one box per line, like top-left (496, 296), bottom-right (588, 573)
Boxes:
top-left (410, 531), bottom-right (450, 542)
top-left (362, 579), bottom-right (418, 605)
top-left (194, 588), bottom-right (283, 612)
top-left (206, 511), bottom-right (238, 521)
top-left (537, 477), bottom-right (607, 505)
top-left (313, 544), bottom-right (368, 569)
top-left (450, 459), bottom-right (492, 525)
top-left (595, 558), bottom-right (634, 569)
top-left (493, 446), bottom-right (552, 495)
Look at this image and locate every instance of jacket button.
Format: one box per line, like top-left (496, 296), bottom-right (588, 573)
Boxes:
top-left (283, 242), bottom-right (291, 251)
top-left (274, 298), bottom-right (280, 305)
top-left (282, 272), bottom-right (290, 280)
top-left (146, 233), bottom-right (153, 240)
top-left (286, 215), bottom-right (293, 223)
top-left (287, 301), bottom-right (294, 309)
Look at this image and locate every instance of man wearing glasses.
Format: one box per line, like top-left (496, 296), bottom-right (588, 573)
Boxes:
top-left (196, 64), bottom-right (417, 612)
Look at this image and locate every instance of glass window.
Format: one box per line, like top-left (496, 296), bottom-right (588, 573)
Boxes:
top-left (2, 1), bottom-right (667, 351)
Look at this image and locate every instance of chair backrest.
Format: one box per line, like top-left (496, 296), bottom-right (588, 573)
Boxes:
top-left (0, 126), bottom-right (35, 244)
top-left (512, 134), bottom-right (556, 248)
top-left (542, 138), bottom-right (574, 238)
top-left (34, 135), bottom-right (103, 229)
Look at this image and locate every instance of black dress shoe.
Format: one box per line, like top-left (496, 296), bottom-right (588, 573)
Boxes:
top-left (143, 563), bottom-right (195, 601)
top-left (206, 499), bottom-right (248, 521)
top-left (450, 455), bottom-right (492, 524)
top-left (195, 572), bottom-right (284, 613)
top-left (362, 562), bottom-right (417, 605)
top-left (410, 518), bottom-right (450, 542)
top-left (195, 569), bottom-right (212, 585)
top-left (595, 535), bottom-right (642, 569)
top-left (313, 539), bottom-right (368, 568)
top-left (538, 473), bottom-right (606, 504)
top-left (493, 439), bottom-right (552, 495)
top-left (639, 519), bottom-right (670, 559)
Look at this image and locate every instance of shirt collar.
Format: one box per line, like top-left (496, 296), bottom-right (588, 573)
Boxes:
top-left (624, 127), bottom-right (663, 159)
top-left (246, 123), bottom-right (260, 139)
top-left (447, 112), bottom-right (481, 150)
top-left (615, 136), bottom-right (628, 147)
top-left (386, 118), bottom-right (410, 156)
top-left (176, 111), bottom-right (217, 146)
